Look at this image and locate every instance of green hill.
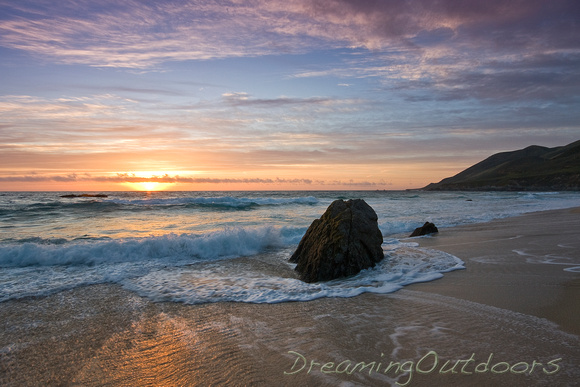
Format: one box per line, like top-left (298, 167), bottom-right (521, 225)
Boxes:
top-left (423, 140), bottom-right (580, 191)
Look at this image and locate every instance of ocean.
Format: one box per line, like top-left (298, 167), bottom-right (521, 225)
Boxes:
top-left (2, 190), bottom-right (579, 304)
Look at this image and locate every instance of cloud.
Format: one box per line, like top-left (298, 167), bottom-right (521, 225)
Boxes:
top-left (1, 0), bottom-right (576, 67)
top-left (0, 91), bottom-right (363, 168)
top-left (220, 92), bottom-right (363, 109)
top-left (91, 173), bottom-right (315, 185)
top-left (0, 0), bottom-right (320, 68)
top-left (0, 172), bottom-right (385, 187)
top-left (1, 0), bottom-right (578, 112)
top-left (433, 53), bottom-right (580, 103)
top-left (0, 174), bottom-right (81, 182)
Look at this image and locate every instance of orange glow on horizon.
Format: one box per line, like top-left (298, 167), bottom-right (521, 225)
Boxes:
top-left (0, 165), bottom-right (463, 191)
top-left (116, 171), bottom-right (178, 191)
top-left (124, 182), bottom-right (175, 191)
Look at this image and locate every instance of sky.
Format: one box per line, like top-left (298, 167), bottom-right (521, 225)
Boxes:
top-left (0, 0), bottom-right (579, 191)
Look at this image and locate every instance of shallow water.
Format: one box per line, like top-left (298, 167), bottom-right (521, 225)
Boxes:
top-left (1, 284), bottom-right (578, 386)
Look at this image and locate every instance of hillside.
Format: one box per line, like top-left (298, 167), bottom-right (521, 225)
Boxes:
top-left (423, 140), bottom-right (580, 191)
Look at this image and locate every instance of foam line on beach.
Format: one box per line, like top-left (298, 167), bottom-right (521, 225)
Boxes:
top-left (120, 243), bottom-right (464, 304)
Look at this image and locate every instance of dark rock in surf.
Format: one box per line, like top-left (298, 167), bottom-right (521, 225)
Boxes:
top-left (60, 194), bottom-right (108, 198)
top-left (289, 199), bottom-right (384, 283)
top-left (409, 222), bottom-right (438, 237)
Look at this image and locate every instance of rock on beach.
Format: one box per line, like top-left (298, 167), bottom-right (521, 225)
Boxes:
top-left (409, 222), bottom-right (438, 237)
top-left (289, 199), bottom-right (384, 283)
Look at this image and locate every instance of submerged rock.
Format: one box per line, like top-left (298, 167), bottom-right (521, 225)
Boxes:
top-left (289, 199), bottom-right (384, 283)
top-left (60, 194), bottom-right (108, 198)
top-left (409, 222), bottom-right (438, 237)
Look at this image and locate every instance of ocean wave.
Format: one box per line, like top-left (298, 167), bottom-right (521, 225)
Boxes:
top-left (1, 200), bottom-right (121, 217)
top-left (0, 195), bottom-right (319, 222)
top-left (0, 226), bottom-right (303, 268)
top-left (0, 233), bottom-right (464, 304)
top-left (104, 195), bottom-right (319, 209)
top-left (519, 191), bottom-right (561, 200)
top-left (379, 220), bottom-right (424, 236)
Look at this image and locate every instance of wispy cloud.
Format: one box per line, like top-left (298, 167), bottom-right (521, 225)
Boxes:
top-left (2, 1), bottom-right (577, 67)
top-left (220, 92), bottom-right (364, 110)
top-left (1, 88), bottom-right (575, 180)
top-left (0, 172), bottom-right (385, 187)
top-left (2, 1), bottom-right (578, 105)
top-left (0, 0), bottom-right (321, 68)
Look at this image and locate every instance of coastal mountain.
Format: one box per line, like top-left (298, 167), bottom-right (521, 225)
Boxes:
top-left (423, 140), bottom-right (580, 191)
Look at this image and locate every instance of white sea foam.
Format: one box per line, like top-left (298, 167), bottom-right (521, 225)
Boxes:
top-left (513, 249), bottom-right (580, 272)
top-left (0, 231), bottom-right (464, 303)
top-left (121, 242), bottom-right (464, 304)
top-left (0, 226), bottom-right (299, 301)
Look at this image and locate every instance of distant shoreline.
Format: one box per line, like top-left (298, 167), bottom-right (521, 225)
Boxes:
top-left (422, 140), bottom-right (580, 191)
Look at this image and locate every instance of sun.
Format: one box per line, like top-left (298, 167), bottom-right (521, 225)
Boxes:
top-left (117, 171), bottom-right (180, 191)
top-left (124, 181), bottom-right (174, 192)
top-left (141, 182), bottom-right (162, 191)
top-left (128, 181), bottom-right (177, 191)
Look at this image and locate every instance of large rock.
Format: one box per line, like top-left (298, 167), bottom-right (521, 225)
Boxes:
top-left (289, 199), bottom-right (384, 283)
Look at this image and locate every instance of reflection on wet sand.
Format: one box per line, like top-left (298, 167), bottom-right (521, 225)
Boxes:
top-left (1, 283), bottom-right (578, 387)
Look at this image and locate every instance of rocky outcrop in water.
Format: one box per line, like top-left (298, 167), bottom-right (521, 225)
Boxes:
top-left (60, 194), bottom-right (108, 198)
top-left (289, 199), bottom-right (384, 283)
top-left (409, 222), bottom-right (438, 237)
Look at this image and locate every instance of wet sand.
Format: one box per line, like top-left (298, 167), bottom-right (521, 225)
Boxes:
top-left (1, 208), bottom-right (579, 386)
top-left (409, 206), bottom-right (580, 336)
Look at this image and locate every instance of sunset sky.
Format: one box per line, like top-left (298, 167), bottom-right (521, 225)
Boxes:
top-left (1, 0), bottom-right (579, 191)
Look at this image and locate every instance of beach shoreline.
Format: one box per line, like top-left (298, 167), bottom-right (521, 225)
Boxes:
top-left (1, 207), bottom-right (579, 386)
top-left (408, 206), bottom-right (580, 336)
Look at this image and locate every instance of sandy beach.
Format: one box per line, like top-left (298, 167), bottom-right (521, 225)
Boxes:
top-left (409, 206), bottom-right (580, 336)
top-left (1, 207), bottom-right (579, 386)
